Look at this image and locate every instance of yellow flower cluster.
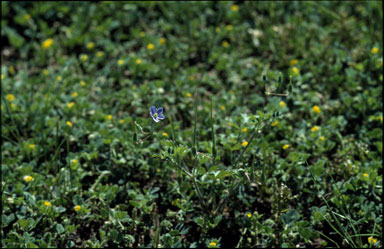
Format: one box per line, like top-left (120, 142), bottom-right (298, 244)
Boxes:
top-left (67, 102), bottom-right (75, 108)
top-left (147, 43), bottom-right (155, 50)
top-left (283, 144), bottom-right (290, 150)
top-left (44, 201), bottom-right (51, 207)
top-left (311, 126), bottom-right (319, 132)
top-left (6, 94), bottom-right (15, 101)
top-left (241, 141), bottom-right (248, 147)
top-left (271, 120), bottom-right (279, 127)
top-left (312, 105), bottom-right (321, 114)
top-left (74, 205), bottom-right (81, 212)
top-left (117, 59), bottom-right (124, 65)
top-left (66, 121), bottom-right (73, 127)
top-left (107, 115), bottom-right (112, 120)
top-left (162, 132), bottom-right (169, 137)
top-left (23, 175), bottom-right (33, 182)
top-left (371, 47), bottom-right (379, 54)
top-left (368, 236), bottom-right (377, 244)
top-left (42, 38), bottom-right (53, 49)
top-left (87, 42), bottom-right (95, 49)
top-left (280, 101), bottom-right (286, 107)
top-left (29, 144), bottom-right (36, 149)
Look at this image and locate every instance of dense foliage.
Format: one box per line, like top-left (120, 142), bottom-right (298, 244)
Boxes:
top-left (1, 1), bottom-right (382, 248)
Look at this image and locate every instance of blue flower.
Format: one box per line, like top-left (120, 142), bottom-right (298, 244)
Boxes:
top-left (150, 106), bottom-right (165, 122)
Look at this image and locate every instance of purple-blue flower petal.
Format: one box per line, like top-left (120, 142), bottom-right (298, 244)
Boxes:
top-left (157, 107), bottom-right (163, 115)
top-left (150, 106), bottom-right (156, 116)
top-left (158, 114), bottom-right (165, 120)
top-left (153, 117), bottom-right (160, 122)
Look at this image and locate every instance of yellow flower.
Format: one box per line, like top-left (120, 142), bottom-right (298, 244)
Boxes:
top-left (96, 51), bottom-right (104, 57)
top-left (186, 92), bottom-right (192, 98)
top-left (67, 102), bottom-right (75, 108)
top-left (29, 144), bottom-right (35, 149)
top-left (43, 69), bottom-right (49, 76)
top-left (107, 115), bottom-right (112, 120)
top-left (171, 199), bottom-right (179, 205)
top-left (162, 132), bottom-right (169, 137)
top-left (147, 43), bottom-right (155, 50)
top-left (80, 54), bottom-right (88, 61)
top-left (44, 201), bottom-right (51, 207)
top-left (368, 236), bottom-right (377, 244)
top-left (160, 37), bottom-right (166, 45)
top-left (271, 120), bottom-right (279, 127)
top-left (9, 66), bottom-right (15, 74)
top-left (226, 24), bottom-right (233, 31)
top-left (363, 173), bottom-right (368, 177)
top-left (290, 59), bottom-right (298, 66)
top-left (247, 213), bottom-right (252, 218)
top-left (42, 38), bottom-right (53, 49)
top-left (241, 128), bottom-right (247, 133)
top-left (220, 105), bottom-right (225, 111)
top-left (283, 144), bottom-right (290, 150)
top-left (24, 14), bottom-right (31, 21)
top-left (292, 67), bottom-right (300, 75)
top-left (312, 105), bottom-right (321, 114)
top-left (222, 41), bottom-right (229, 48)
top-left (6, 94), bottom-right (15, 101)
top-left (117, 59), bottom-right (124, 65)
top-left (216, 27), bottom-right (221, 33)
top-left (231, 5), bottom-right (239, 11)
top-left (80, 80), bottom-right (86, 87)
top-left (119, 119), bottom-right (125, 124)
top-left (228, 122), bottom-right (232, 127)
top-left (371, 47), bottom-right (379, 54)
top-left (209, 241), bottom-right (217, 247)
top-left (87, 42), bottom-right (95, 49)
top-left (74, 205), bottom-right (81, 212)
top-left (66, 121), bottom-right (73, 127)
top-left (311, 126), bottom-right (319, 132)
top-left (279, 101), bottom-right (286, 107)
top-left (71, 159), bottom-right (78, 164)
top-left (23, 175), bottom-right (33, 182)
top-left (136, 58), bottom-right (142, 64)
top-left (72, 92), bottom-right (78, 98)
top-left (319, 136), bottom-right (326, 141)
top-left (242, 141), bottom-right (248, 147)
top-left (56, 75), bottom-right (62, 81)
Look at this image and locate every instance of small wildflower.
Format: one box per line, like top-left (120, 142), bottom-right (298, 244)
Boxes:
top-left (209, 241), bottom-right (217, 247)
top-left (292, 67), bottom-right (300, 75)
top-left (247, 213), bottom-right (252, 218)
top-left (72, 92), bottom-right (78, 98)
top-left (6, 94), bottom-right (15, 101)
top-left (162, 132), bottom-right (169, 137)
top-left (74, 205), bottom-right (81, 212)
top-left (119, 119), bottom-right (125, 124)
top-left (117, 59), bottom-right (124, 65)
top-left (216, 27), bottom-right (221, 33)
top-left (241, 141), bottom-right (248, 147)
top-left (290, 59), bottom-right (298, 66)
top-left (23, 175), bottom-right (33, 182)
top-left (80, 54), bottom-right (88, 61)
top-left (87, 42), bottom-right (95, 49)
top-left (241, 128), bottom-right (247, 133)
top-left (42, 38), bottom-right (53, 49)
top-left (363, 173), bottom-right (368, 177)
top-left (136, 58), bottom-right (142, 64)
top-left (220, 105), bottom-right (225, 111)
top-left (231, 5), bottom-right (239, 11)
top-left (368, 236), bottom-right (377, 244)
top-left (44, 201), bottom-right (51, 207)
top-left (222, 40), bottom-right (229, 48)
top-left (29, 144), bottom-right (35, 149)
top-left (96, 51), bottom-right (104, 57)
top-left (186, 92), bottom-right (192, 98)
top-left (319, 136), bottom-right (326, 141)
top-left (279, 101), bottom-right (286, 108)
top-left (371, 47), bottom-right (379, 54)
top-left (150, 106), bottom-right (165, 123)
top-left (107, 115), bottom-right (112, 120)
top-left (311, 125), bottom-right (319, 132)
top-left (71, 159), bottom-right (78, 164)
top-left (67, 102), bottom-right (75, 108)
top-left (43, 69), bottom-right (49, 76)
top-left (283, 144), bottom-right (290, 150)
top-left (66, 121), bottom-right (73, 127)
top-left (147, 43), bottom-right (155, 50)
top-left (312, 105), bottom-right (321, 114)
top-left (171, 199), bottom-right (179, 205)
top-left (226, 24), bottom-right (233, 31)
top-left (80, 80), bottom-right (86, 87)
top-left (56, 75), bottom-right (62, 81)
top-left (160, 37), bottom-right (166, 45)
top-left (24, 14), bottom-right (31, 21)
top-left (271, 120), bottom-right (279, 126)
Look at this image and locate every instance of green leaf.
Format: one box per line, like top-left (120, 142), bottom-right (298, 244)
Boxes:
top-left (281, 209), bottom-right (300, 225)
top-left (56, 223), bottom-right (65, 234)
